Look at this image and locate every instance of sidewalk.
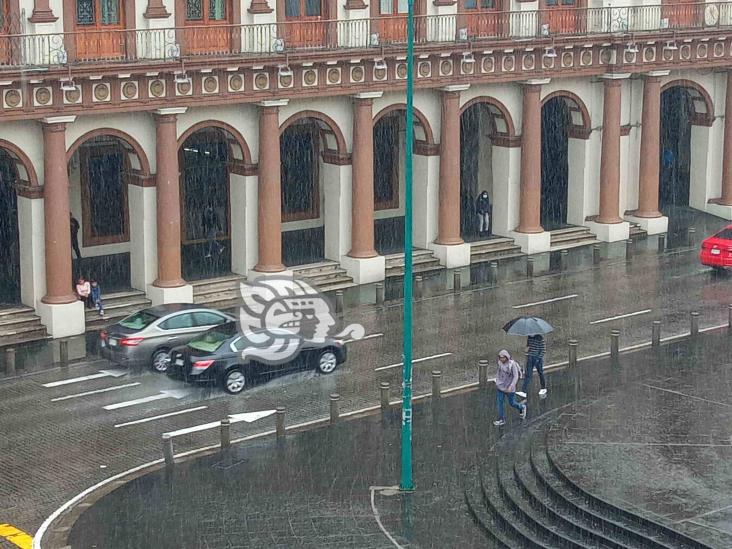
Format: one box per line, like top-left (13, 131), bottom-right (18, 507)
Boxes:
top-left (61, 330), bottom-right (732, 548)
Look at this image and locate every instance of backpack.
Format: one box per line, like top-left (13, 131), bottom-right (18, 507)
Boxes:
top-left (513, 360), bottom-right (524, 380)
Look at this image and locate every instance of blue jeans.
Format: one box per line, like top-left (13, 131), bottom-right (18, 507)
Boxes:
top-left (496, 390), bottom-right (524, 420)
top-left (521, 355), bottom-right (546, 393)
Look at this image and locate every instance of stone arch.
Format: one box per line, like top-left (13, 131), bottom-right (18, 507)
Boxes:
top-left (459, 96), bottom-right (517, 140)
top-left (542, 91), bottom-right (591, 139)
top-left (66, 128), bottom-right (151, 178)
top-left (178, 120), bottom-right (253, 169)
top-left (373, 103), bottom-right (436, 148)
top-left (0, 138), bottom-right (39, 190)
top-left (661, 79), bottom-right (714, 127)
top-left (280, 110), bottom-right (349, 164)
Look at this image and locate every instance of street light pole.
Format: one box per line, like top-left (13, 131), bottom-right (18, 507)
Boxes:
top-left (400, 0), bottom-right (416, 492)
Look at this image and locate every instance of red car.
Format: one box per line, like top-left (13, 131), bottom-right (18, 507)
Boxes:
top-left (700, 224), bottom-right (732, 270)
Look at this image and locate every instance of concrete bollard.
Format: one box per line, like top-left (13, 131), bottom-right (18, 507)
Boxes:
top-left (329, 393), bottom-right (340, 424)
top-left (276, 407), bottom-right (286, 438)
top-left (568, 339), bottom-right (578, 368)
top-left (59, 339), bottom-right (69, 366)
top-left (335, 290), bottom-right (344, 314)
top-left (478, 359), bottom-right (489, 388)
top-left (690, 311), bottom-right (699, 336)
top-left (560, 249), bottom-right (569, 271)
top-left (652, 320), bottom-right (661, 348)
top-left (526, 257), bottom-right (534, 278)
top-left (431, 370), bottom-right (442, 400)
top-left (453, 271), bottom-right (461, 294)
top-left (625, 239), bottom-right (634, 259)
top-left (162, 434), bottom-right (174, 467)
top-left (489, 262), bottom-right (498, 285)
top-left (688, 227), bottom-right (696, 248)
top-left (657, 234), bottom-right (666, 253)
top-left (610, 330), bottom-right (620, 359)
top-left (5, 347), bottom-right (16, 375)
top-left (380, 381), bottom-right (390, 411)
top-left (592, 244), bottom-right (601, 265)
top-left (414, 275), bottom-right (423, 299)
top-left (375, 283), bottom-right (384, 306)
top-left (220, 418), bottom-right (231, 449)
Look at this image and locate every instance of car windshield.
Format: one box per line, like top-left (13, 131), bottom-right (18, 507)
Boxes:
top-left (714, 228), bottom-right (732, 240)
top-left (119, 311), bottom-right (158, 330)
top-left (189, 323), bottom-right (237, 353)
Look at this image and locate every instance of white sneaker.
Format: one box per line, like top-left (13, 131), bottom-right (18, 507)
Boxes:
top-left (515, 391), bottom-right (527, 399)
top-left (520, 404), bottom-right (527, 420)
top-left (538, 388), bottom-right (548, 397)
top-left (493, 419), bottom-right (506, 426)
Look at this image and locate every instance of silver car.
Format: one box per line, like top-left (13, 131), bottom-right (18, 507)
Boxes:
top-left (100, 304), bottom-right (237, 372)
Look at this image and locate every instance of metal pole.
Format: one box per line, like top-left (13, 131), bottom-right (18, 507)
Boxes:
top-left (652, 320), bottom-right (661, 348)
top-left (560, 249), bottom-right (569, 271)
top-left (728, 304), bottom-right (732, 333)
top-left (59, 339), bottom-right (69, 366)
top-left (453, 270), bottom-right (461, 294)
top-left (610, 330), bottom-right (620, 359)
top-left (380, 381), bottom-right (391, 411)
top-left (330, 393), bottom-right (340, 425)
top-left (688, 227), bottom-right (696, 248)
top-left (489, 261), bottom-right (498, 285)
top-left (431, 370), bottom-right (442, 400)
top-left (376, 282), bottom-right (385, 305)
top-left (5, 347), bottom-right (16, 375)
top-left (414, 275), bottom-right (423, 300)
top-left (568, 339), bottom-right (578, 368)
top-left (335, 290), bottom-right (344, 314)
top-left (162, 434), bottom-right (174, 467)
top-left (657, 234), bottom-right (665, 253)
top-left (625, 238), bottom-right (633, 259)
top-left (592, 244), bottom-right (601, 265)
top-left (220, 418), bottom-right (231, 449)
top-left (690, 311), bottom-right (699, 336)
top-left (276, 407), bottom-right (285, 438)
top-left (400, 0), bottom-right (416, 492)
top-left (526, 257), bottom-right (534, 278)
top-left (478, 359), bottom-right (489, 388)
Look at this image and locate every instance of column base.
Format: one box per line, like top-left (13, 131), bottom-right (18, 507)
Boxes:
top-left (706, 202), bottom-right (732, 221)
top-left (340, 255), bottom-right (385, 284)
top-left (38, 300), bottom-right (85, 338)
top-left (147, 284), bottom-right (194, 306)
top-left (510, 231), bottom-right (551, 254)
top-left (585, 220), bottom-right (630, 243)
top-left (429, 242), bottom-right (471, 269)
top-left (625, 215), bottom-right (668, 235)
top-left (248, 269), bottom-right (294, 282)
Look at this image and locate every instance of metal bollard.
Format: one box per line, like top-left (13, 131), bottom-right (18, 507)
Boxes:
top-left (162, 434), bottom-right (174, 467)
top-left (652, 320), bottom-right (661, 348)
top-left (276, 407), bottom-right (286, 439)
top-left (657, 234), bottom-right (666, 253)
top-left (625, 238), bottom-right (633, 259)
top-left (560, 249), bottom-right (569, 271)
top-left (59, 339), bottom-right (69, 366)
top-left (592, 244), bottom-right (601, 265)
top-left (329, 393), bottom-right (340, 424)
top-left (453, 270), bottom-right (461, 294)
top-left (690, 311), bottom-right (699, 336)
top-left (380, 381), bottom-right (390, 411)
top-left (5, 347), bottom-right (16, 375)
top-left (526, 257), bottom-right (534, 278)
top-left (568, 339), bottom-right (578, 368)
top-left (375, 283), bottom-right (384, 306)
top-left (489, 262), bottom-right (499, 285)
top-left (688, 227), bottom-right (696, 248)
top-left (431, 370), bottom-right (442, 399)
top-left (220, 418), bottom-right (231, 449)
top-left (335, 290), bottom-right (344, 314)
top-left (478, 359), bottom-right (489, 388)
top-left (414, 275), bottom-right (423, 299)
top-left (610, 330), bottom-right (620, 359)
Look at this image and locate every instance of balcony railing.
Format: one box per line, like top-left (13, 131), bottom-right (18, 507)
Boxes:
top-left (0, 3), bottom-right (730, 68)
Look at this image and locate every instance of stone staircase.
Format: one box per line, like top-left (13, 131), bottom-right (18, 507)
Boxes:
top-left (465, 417), bottom-right (706, 549)
top-left (628, 221), bottom-right (648, 240)
top-left (470, 237), bottom-right (524, 265)
top-left (550, 226), bottom-right (598, 252)
top-left (192, 274), bottom-right (247, 311)
top-left (291, 261), bottom-right (356, 293)
top-left (85, 289), bottom-right (151, 330)
top-left (0, 306), bottom-right (49, 347)
top-left (385, 248), bottom-right (443, 278)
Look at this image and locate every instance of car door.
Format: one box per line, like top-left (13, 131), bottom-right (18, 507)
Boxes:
top-left (157, 312), bottom-right (199, 347)
top-left (192, 311), bottom-right (229, 332)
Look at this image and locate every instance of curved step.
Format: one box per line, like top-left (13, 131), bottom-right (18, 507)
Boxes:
top-left (463, 467), bottom-right (516, 548)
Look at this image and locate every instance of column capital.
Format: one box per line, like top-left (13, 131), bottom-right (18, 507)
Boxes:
top-left (41, 115), bottom-right (76, 126)
top-left (440, 84), bottom-right (470, 93)
top-left (600, 73), bottom-right (631, 81)
top-left (29, 0), bottom-right (58, 23)
top-left (645, 70), bottom-right (670, 78)
top-left (257, 99), bottom-right (289, 108)
top-left (353, 91), bottom-right (383, 100)
top-left (153, 107), bottom-right (187, 116)
top-left (522, 78), bottom-right (551, 87)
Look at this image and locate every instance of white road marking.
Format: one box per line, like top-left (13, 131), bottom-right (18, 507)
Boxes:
top-left (374, 352), bottom-right (453, 372)
top-left (345, 332), bottom-right (383, 343)
top-left (114, 406), bottom-right (209, 428)
top-left (370, 486), bottom-right (406, 549)
top-left (165, 421), bottom-right (221, 437)
top-left (512, 294), bottom-right (578, 309)
top-left (229, 410), bottom-right (277, 423)
top-left (590, 309), bottom-right (652, 324)
top-left (103, 389), bottom-right (192, 411)
top-left (42, 369), bottom-right (128, 388)
top-left (52, 382), bottom-right (140, 402)
top-left (642, 384), bottom-right (732, 408)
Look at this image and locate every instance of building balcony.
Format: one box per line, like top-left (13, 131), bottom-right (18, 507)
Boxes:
top-left (0, 2), bottom-right (729, 69)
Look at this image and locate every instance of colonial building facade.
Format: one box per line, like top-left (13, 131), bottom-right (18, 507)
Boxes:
top-left (0, 0), bottom-right (731, 337)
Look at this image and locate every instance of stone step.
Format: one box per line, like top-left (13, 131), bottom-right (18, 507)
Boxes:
top-left (0, 313), bottom-right (44, 329)
top-left (471, 251), bottom-right (525, 265)
top-left (0, 328), bottom-right (51, 347)
top-left (0, 306), bottom-right (35, 318)
top-left (0, 322), bottom-right (50, 338)
top-left (550, 226), bottom-right (593, 237)
top-left (291, 261), bottom-right (344, 277)
top-left (384, 249), bottom-right (436, 268)
top-left (386, 259), bottom-right (443, 278)
top-left (101, 296), bottom-right (151, 312)
top-left (192, 278), bottom-right (245, 297)
top-left (550, 230), bottom-right (594, 244)
top-left (550, 238), bottom-right (600, 252)
top-left (463, 467), bottom-right (517, 548)
top-left (313, 280), bottom-right (358, 293)
top-left (469, 237), bottom-right (519, 252)
top-left (194, 291), bottom-right (243, 310)
top-left (190, 274), bottom-right (246, 286)
top-left (300, 270), bottom-right (351, 284)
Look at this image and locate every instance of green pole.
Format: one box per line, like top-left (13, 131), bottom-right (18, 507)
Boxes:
top-left (400, 0), bottom-right (416, 492)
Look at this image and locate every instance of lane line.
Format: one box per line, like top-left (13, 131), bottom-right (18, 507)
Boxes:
top-left (51, 382), bottom-right (140, 402)
top-left (165, 421), bottom-right (221, 437)
top-left (103, 394), bottom-right (168, 410)
top-left (114, 406), bottom-right (208, 428)
top-left (512, 294), bottom-right (578, 309)
top-left (561, 441), bottom-right (732, 448)
top-left (374, 352), bottom-right (453, 372)
top-left (0, 524), bottom-right (33, 549)
top-left (590, 309), bottom-right (652, 325)
top-left (642, 384), bottom-right (732, 408)
top-left (345, 332), bottom-right (383, 344)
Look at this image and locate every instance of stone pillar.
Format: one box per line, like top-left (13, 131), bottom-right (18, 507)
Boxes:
top-left (252, 100), bottom-right (287, 275)
top-left (349, 95), bottom-right (378, 259)
top-left (144, 0), bottom-right (171, 18)
top-left (598, 79), bottom-right (623, 224)
top-left (29, 0), bottom-right (57, 23)
top-left (719, 71), bottom-right (732, 206)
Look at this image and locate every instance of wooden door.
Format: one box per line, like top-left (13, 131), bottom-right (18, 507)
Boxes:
top-left (463, 0), bottom-right (503, 38)
top-left (283, 0), bottom-right (326, 48)
top-left (662, 0), bottom-right (700, 28)
top-left (74, 0), bottom-right (126, 60)
top-left (184, 0), bottom-right (231, 54)
top-left (541, 0), bottom-right (584, 35)
top-left (376, 0), bottom-right (408, 42)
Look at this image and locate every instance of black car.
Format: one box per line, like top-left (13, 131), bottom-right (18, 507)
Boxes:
top-left (167, 321), bottom-right (347, 394)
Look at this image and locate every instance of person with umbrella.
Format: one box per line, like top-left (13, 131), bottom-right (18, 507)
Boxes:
top-left (502, 315), bottom-right (553, 400)
top-left (493, 349), bottom-right (526, 426)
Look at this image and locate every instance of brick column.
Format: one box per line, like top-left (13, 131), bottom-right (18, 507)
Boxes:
top-left (41, 118), bottom-right (75, 305)
top-left (254, 101), bottom-right (287, 273)
top-left (436, 88), bottom-right (464, 245)
top-left (516, 82), bottom-right (543, 233)
top-left (30, 0), bottom-right (57, 23)
top-left (597, 78), bottom-right (623, 224)
top-left (636, 75), bottom-right (663, 218)
top-left (719, 71), bottom-right (732, 206)
top-left (153, 109), bottom-right (186, 288)
top-left (348, 95), bottom-right (378, 258)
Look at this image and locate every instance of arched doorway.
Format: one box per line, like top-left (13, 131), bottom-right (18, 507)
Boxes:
top-left (179, 126), bottom-right (236, 281)
top-left (0, 147), bottom-right (20, 304)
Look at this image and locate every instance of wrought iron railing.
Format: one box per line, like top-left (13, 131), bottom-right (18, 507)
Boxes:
top-left (0, 3), bottom-right (730, 68)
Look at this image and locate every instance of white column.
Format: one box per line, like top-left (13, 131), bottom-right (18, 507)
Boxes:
top-left (323, 163), bottom-right (351, 262)
top-left (412, 154), bottom-right (440, 249)
top-left (230, 174), bottom-right (259, 275)
top-left (128, 184), bottom-right (158, 290)
top-left (17, 195), bottom-right (46, 308)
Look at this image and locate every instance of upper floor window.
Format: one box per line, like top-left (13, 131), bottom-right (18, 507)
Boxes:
top-left (186, 0), bottom-right (228, 22)
top-left (76, 0), bottom-right (121, 26)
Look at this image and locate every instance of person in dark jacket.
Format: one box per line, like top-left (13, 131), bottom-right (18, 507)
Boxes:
top-left (476, 191), bottom-right (491, 237)
top-left (70, 213), bottom-right (82, 259)
top-left (516, 334), bottom-right (547, 399)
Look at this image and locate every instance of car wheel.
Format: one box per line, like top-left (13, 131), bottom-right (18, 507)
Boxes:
top-left (316, 349), bottom-right (338, 374)
top-left (223, 368), bottom-right (247, 395)
top-left (151, 349), bottom-right (171, 373)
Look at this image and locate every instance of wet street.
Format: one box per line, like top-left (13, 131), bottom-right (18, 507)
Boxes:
top-left (1, 224), bottom-right (731, 546)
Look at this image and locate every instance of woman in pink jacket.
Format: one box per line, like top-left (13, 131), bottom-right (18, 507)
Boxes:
top-left (493, 349), bottom-right (527, 426)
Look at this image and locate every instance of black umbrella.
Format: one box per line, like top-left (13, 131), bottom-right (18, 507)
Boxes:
top-left (502, 316), bottom-right (554, 336)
